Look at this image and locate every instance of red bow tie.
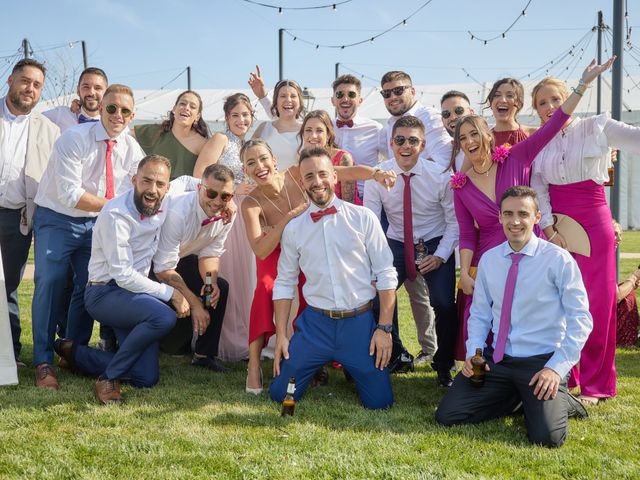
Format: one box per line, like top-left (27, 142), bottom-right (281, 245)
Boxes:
top-left (201, 215), bottom-right (224, 227)
top-left (310, 206), bottom-right (338, 223)
top-left (336, 119), bottom-right (354, 128)
top-left (139, 209), bottom-right (162, 221)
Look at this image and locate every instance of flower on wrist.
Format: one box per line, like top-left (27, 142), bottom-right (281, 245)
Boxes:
top-left (492, 143), bottom-right (511, 164)
top-left (449, 171), bottom-right (468, 190)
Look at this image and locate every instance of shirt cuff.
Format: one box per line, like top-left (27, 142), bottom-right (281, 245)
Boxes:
top-left (273, 284), bottom-right (295, 301)
top-left (158, 284), bottom-right (174, 303)
top-left (375, 272), bottom-right (398, 291)
top-left (545, 355), bottom-right (573, 380)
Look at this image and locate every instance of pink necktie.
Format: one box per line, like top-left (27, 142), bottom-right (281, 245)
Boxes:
top-left (201, 215), bottom-right (224, 227)
top-left (104, 140), bottom-right (117, 200)
top-left (493, 253), bottom-right (524, 363)
top-left (402, 173), bottom-right (417, 282)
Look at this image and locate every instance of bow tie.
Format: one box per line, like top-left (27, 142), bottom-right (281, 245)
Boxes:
top-left (78, 114), bottom-right (98, 124)
top-left (336, 119), bottom-right (354, 128)
top-left (201, 215), bottom-right (224, 227)
top-left (310, 206), bottom-right (338, 223)
top-left (139, 209), bottom-right (162, 221)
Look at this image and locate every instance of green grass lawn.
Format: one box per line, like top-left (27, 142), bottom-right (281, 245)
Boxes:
top-left (2, 235), bottom-right (640, 479)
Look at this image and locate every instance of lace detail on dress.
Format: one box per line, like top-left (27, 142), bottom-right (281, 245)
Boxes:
top-left (218, 130), bottom-right (245, 184)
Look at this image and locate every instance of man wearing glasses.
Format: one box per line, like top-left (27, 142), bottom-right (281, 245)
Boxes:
top-left (440, 90), bottom-right (474, 172)
top-left (380, 71), bottom-right (452, 169)
top-left (32, 84), bottom-right (144, 390)
top-left (152, 164), bottom-right (235, 373)
top-left (365, 116), bottom-right (459, 388)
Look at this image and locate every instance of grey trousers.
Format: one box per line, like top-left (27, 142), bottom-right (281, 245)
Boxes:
top-left (435, 350), bottom-right (569, 448)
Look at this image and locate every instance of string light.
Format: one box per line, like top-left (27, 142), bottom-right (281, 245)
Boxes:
top-left (241, 0), bottom-right (352, 12)
top-left (282, 0), bottom-right (434, 50)
top-left (468, 0), bottom-right (532, 44)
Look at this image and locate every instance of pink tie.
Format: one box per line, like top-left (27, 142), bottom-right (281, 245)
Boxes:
top-left (493, 253), bottom-right (524, 363)
top-left (104, 140), bottom-right (117, 200)
top-left (201, 215), bottom-right (224, 227)
top-left (402, 173), bottom-right (417, 282)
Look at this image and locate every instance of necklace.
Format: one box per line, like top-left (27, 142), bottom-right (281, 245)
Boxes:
top-left (472, 162), bottom-right (494, 177)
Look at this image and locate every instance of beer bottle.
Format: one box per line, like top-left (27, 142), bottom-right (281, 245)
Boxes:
top-left (281, 377), bottom-right (296, 416)
top-left (203, 272), bottom-right (213, 308)
top-left (470, 348), bottom-right (486, 388)
top-left (415, 239), bottom-right (428, 268)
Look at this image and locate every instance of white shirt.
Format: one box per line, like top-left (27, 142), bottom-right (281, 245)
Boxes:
top-left (35, 121), bottom-right (144, 217)
top-left (42, 106), bottom-right (98, 132)
top-left (364, 157), bottom-right (459, 262)
top-left (273, 197), bottom-right (398, 309)
top-left (383, 101), bottom-right (452, 169)
top-left (0, 97), bottom-right (30, 209)
top-left (88, 189), bottom-right (174, 301)
top-left (467, 236), bottom-right (593, 378)
top-left (153, 191), bottom-right (234, 272)
top-left (531, 113), bottom-right (640, 228)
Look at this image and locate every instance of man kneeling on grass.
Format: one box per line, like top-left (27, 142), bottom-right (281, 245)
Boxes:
top-left (435, 186), bottom-right (591, 447)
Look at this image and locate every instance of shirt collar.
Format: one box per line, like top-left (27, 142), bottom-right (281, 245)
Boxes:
top-left (195, 193), bottom-right (216, 224)
top-left (308, 195), bottom-right (342, 213)
top-left (93, 120), bottom-right (128, 143)
top-left (501, 235), bottom-right (539, 257)
top-left (391, 157), bottom-right (424, 176)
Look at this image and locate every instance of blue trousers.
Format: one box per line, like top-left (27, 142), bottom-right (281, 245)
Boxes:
top-left (32, 207), bottom-right (95, 365)
top-left (387, 236), bottom-right (457, 371)
top-left (0, 208), bottom-right (32, 359)
top-left (73, 283), bottom-right (176, 387)
top-left (269, 306), bottom-right (393, 410)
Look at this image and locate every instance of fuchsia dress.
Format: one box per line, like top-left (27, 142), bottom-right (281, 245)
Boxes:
top-left (492, 128), bottom-right (529, 148)
top-left (453, 108), bottom-right (570, 358)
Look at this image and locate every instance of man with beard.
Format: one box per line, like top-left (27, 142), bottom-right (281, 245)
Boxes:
top-left (43, 67), bottom-right (108, 132)
top-left (440, 90), bottom-right (474, 172)
top-left (55, 155), bottom-right (192, 404)
top-left (269, 147), bottom-right (398, 409)
top-left (152, 164), bottom-right (235, 372)
top-left (32, 84), bottom-right (144, 390)
top-left (380, 71), bottom-right (452, 169)
top-left (0, 59), bottom-right (59, 370)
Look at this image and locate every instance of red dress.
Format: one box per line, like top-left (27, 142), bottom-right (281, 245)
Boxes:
top-left (492, 128), bottom-right (528, 148)
top-left (332, 149), bottom-right (362, 205)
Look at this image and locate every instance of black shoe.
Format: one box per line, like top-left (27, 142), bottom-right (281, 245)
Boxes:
top-left (191, 355), bottom-right (226, 372)
top-left (436, 369), bottom-right (453, 388)
top-left (311, 365), bottom-right (329, 387)
top-left (389, 351), bottom-right (415, 374)
top-left (567, 392), bottom-right (589, 420)
top-left (54, 338), bottom-right (75, 370)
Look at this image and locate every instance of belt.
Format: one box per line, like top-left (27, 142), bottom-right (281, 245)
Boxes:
top-left (87, 280), bottom-right (110, 287)
top-left (310, 301), bottom-right (373, 320)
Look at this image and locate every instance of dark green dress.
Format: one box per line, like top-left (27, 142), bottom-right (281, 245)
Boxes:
top-left (135, 124), bottom-right (199, 179)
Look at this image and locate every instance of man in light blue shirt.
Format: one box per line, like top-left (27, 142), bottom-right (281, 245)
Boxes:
top-left (436, 186), bottom-right (592, 448)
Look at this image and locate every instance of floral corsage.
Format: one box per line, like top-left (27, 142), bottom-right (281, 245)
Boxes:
top-left (492, 143), bottom-right (512, 163)
top-left (449, 171), bottom-right (468, 190)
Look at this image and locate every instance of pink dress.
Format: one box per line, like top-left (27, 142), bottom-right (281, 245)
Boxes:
top-left (453, 108), bottom-right (570, 358)
top-left (492, 128), bottom-right (528, 147)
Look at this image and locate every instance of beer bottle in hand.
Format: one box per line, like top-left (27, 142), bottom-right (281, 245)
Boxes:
top-left (470, 348), bottom-right (487, 388)
top-left (203, 272), bottom-right (213, 308)
top-left (281, 377), bottom-right (296, 416)
top-left (415, 239), bottom-right (427, 268)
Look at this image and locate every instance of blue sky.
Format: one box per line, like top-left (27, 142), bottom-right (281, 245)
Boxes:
top-left (1, 0), bottom-right (638, 99)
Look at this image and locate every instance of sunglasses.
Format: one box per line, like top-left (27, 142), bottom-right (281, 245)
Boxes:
top-left (393, 135), bottom-right (421, 147)
top-left (201, 185), bottom-right (234, 202)
top-left (105, 104), bottom-right (132, 118)
top-left (441, 106), bottom-right (466, 119)
top-left (335, 90), bottom-right (358, 99)
top-left (380, 85), bottom-right (411, 99)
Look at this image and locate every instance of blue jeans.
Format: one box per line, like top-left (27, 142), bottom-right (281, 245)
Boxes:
top-left (0, 208), bottom-right (31, 359)
top-left (73, 282), bottom-right (176, 387)
top-left (32, 207), bottom-right (95, 365)
top-left (270, 306), bottom-right (393, 410)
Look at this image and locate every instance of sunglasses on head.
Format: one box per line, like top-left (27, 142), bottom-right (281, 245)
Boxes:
top-left (105, 104), bottom-right (132, 118)
top-left (380, 85), bottom-right (411, 99)
top-left (393, 135), bottom-right (421, 147)
top-left (335, 90), bottom-right (357, 99)
top-left (201, 185), bottom-right (234, 202)
top-left (441, 106), bottom-right (466, 119)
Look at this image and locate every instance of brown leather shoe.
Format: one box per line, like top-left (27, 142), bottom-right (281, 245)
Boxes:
top-left (35, 363), bottom-right (59, 390)
top-left (95, 378), bottom-right (122, 405)
top-left (54, 339), bottom-right (74, 370)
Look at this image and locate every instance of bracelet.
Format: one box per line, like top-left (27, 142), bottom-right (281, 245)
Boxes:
top-left (548, 231), bottom-right (558, 242)
top-left (571, 87), bottom-right (584, 97)
top-left (371, 167), bottom-right (382, 179)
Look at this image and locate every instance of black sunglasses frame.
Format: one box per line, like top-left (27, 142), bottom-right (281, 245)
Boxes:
top-left (380, 85), bottom-right (411, 99)
top-left (441, 106), bottom-right (466, 119)
top-left (335, 91), bottom-right (358, 99)
top-left (393, 135), bottom-right (422, 147)
top-left (105, 104), bottom-right (132, 118)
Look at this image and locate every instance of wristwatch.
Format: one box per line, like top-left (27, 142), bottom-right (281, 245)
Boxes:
top-left (375, 324), bottom-right (393, 333)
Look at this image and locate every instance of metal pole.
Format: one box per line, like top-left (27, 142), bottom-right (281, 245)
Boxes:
top-left (81, 41), bottom-right (88, 69)
top-left (279, 29), bottom-right (284, 81)
top-left (335, 63), bottom-right (340, 79)
top-left (22, 38), bottom-right (29, 58)
top-left (187, 66), bottom-right (191, 90)
top-left (612, 0), bottom-right (624, 275)
top-left (597, 11), bottom-right (603, 115)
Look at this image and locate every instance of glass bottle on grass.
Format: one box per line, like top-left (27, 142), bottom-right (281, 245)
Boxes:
top-left (281, 377), bottom-right (296, 416)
